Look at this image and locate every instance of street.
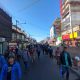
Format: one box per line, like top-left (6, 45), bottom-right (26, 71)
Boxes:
top-left (0, 0), bottom-right (80, 80)
top-left (23, 53), bottom-right (79, 80)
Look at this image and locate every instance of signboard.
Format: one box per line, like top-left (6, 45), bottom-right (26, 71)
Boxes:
top-left (57, 36), bottom-right (62, 41)
top-left (62, 34), bottom-right (69, 40)
top-left (9, 43), bottom-right (17, 46)
top-left (70, 32), bottom-right (78, 39)
top-left (74, 32), bottom-right (78, 38)
top-left (66, 29), bottom-right (72, 34)
top-left (70, 33), bottom-right (73, 39)
top-left (73, 26), bottom-right (80, 32)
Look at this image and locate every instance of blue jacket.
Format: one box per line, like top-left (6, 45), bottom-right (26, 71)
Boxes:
top-left (0, 54), bottom-right (6, 80)
top-left (0, 54), bottom-right (6, 72)
top-left (0, 62), bottom-right (22, 80)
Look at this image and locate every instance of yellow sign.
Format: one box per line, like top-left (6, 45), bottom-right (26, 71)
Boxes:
top-left (70, 32), bottom-right (78, 39)
top-left (70, 33), bottom-right (73, 39)
top-left (74, 32), bottom-right (78, 38)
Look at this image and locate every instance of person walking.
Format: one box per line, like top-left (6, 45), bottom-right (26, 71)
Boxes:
top-left (55, 47), bottom-right (61, 65)
top-left (29, 47), bottom-right (35, 63)
top-left (37, 45), bottom-right (41, 59)
top-left (0, 53), bottom-right (22, 80)
top-left (60, 47), bottom-right (72, 80)
top-left (15, 46), bottom-right (20, 60)
top-left (49, 46), bottom-right (53, 58)
top-left (22, 49), bottom-right (28, 69)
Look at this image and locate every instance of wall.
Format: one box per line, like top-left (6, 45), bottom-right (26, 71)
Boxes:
top-left (0, 8), bottom-right (12, 41)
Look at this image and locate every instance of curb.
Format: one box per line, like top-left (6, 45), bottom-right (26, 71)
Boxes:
top-left (70, 67), bottom-right (80, 78)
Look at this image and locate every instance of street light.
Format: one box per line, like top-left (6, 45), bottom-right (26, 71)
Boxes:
top-left (16, 20), bottom-right (19, 41)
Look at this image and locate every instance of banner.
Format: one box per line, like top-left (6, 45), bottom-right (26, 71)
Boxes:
top-left (74, 32), bottom-right (78, 38)
top-left (70, 34), bottom-right (73, 39)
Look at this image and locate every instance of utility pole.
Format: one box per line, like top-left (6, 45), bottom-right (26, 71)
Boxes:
top-left (16, 20), bottom-right (19, 41)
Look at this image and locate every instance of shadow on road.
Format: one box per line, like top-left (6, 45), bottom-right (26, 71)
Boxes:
top-left (75, 78), bottom-right (80, 80)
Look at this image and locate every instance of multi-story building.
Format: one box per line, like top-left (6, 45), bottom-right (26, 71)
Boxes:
top-left (11, 25), bottom-right (27, 49)
top-left (60, 0), bottom-right (80, 34)
top-left (53, 18), bottom-right (61, 37)
top-left (53, 18), bottom-right (62, 45)
top-left (60, 0), bottom-right (80, 46)
top-left (50, 26), bottom-right (57, 39)
top-left (49, 26), bottom-right (56, 45)
top-left (0, 8), bottom-right (12, 53)
top-left (0, 8), bottom-right (12, 41)
top-left (12, 25), bottom-right (26, 41)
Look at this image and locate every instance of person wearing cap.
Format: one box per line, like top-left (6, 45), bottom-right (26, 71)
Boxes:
top-left (60, 47), bottom-right (72, 80)
top-left (0, 53), bottom-right (22, 80)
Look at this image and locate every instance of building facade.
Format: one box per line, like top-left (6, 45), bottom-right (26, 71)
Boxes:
top-left (0, 8), bottom-right (12, 41)
top-left (0, 8), bottom-right (12, 53)
top-left (60, 0), bottom-right (80, 34)
top-left (53, 18), bottom-right (62, 45)
top-left (49, 26), bottom-right (56, 45)
top-left (12, 25), bottom-right (26, 41)
top-left (54, 18), bottom-right (61, 37)
top-left (11, 25), bottom-right (27, 49)
top-left (60, 0), bottom-right (80, 46)
top-left (50, 26), bottom-right (56, 39)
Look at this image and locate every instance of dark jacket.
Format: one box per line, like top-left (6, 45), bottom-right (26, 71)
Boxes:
top-left (60, 51), bottom-right (72, 67)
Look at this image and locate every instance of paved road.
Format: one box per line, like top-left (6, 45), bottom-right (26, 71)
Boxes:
top-left (23, 54), bottom-right (79, 80)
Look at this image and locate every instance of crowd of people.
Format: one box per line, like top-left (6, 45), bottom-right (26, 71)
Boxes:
top-left (0, 43), bottom-right (53, 80)
top-left (0, 43), bottom-right (72, 80)
top-left (0, 46), bottom-right (22, 80)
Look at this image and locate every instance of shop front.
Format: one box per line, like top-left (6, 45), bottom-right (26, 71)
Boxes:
top-left (62, 32), bottom-right (79, 47)
top-left (74, 32), bottom-right (80, 47)
top-left (56, 36), bottom-right (62, 46)
top-left (62, 34), bottom-right (70, 46)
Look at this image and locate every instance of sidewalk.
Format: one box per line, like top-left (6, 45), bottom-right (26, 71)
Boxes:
top-left (67, 47), bottom-right (80, 78)
top-left (71, 66), bottom-right (80, 78)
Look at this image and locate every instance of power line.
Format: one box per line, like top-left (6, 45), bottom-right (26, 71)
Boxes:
top-left (11, 10), bottom-right (49, 38)
top-left (18, 0), bottom-right (41, 12)
top-left (12, 15), bottom-right (49, 36)
top-left (26, 20), bottom-right (48, 31)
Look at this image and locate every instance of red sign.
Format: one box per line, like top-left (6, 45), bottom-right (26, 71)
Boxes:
top-left (62, 34), bottom-right (70, 40)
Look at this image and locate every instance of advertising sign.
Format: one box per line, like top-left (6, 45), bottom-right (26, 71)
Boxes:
top-left (57, 36), bottom-right (62, 41)
top-left (62, 34), bottom-right (69, 40)
top-left (70, 32), bottom-right (78, 39)
top-left (74, 32), bottom-right (78, 38)
top-left (70, 34), bottom-right (73, 39)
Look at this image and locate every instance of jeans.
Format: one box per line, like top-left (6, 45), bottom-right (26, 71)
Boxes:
top-left (62, 66), bottom-right (69, 80)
